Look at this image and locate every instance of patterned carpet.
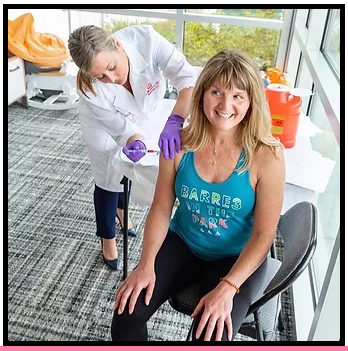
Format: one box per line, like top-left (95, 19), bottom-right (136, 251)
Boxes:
top-left (7, 102), bottom-right (295, 342)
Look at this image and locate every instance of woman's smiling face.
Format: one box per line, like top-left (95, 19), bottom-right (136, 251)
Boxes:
top-left (203, 80), bottom-right (250, 131)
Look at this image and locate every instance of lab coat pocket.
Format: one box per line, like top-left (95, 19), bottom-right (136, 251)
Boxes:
top-left (104, 133), bottom-right (119, 153)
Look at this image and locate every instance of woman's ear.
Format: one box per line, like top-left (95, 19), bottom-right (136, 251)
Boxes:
top-left (113, 37), bottom-right (123, 51)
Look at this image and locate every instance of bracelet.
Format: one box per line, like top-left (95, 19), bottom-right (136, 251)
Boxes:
top-left (219, 278), bottom-right (240, 294)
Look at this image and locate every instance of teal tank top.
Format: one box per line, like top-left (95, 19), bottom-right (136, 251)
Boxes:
top-left (169, 150), bottom-right (256, 261)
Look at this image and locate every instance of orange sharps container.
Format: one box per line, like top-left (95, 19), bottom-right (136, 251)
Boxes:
top-left (265, 84), bottom-right (302, 148)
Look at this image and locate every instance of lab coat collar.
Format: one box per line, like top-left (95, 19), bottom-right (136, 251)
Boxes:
top-left (122, 40), bottom-right (148, 109)
top-left (121, 40), bottom-right (148, 74)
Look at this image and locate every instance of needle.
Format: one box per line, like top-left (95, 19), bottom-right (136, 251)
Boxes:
top-left (126, 149), bottom-right (160, 154)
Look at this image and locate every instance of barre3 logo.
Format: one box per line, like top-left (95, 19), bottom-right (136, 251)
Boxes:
top-left (180, 185), bottom-right (243, 236)
top-left (180, 185), bottom-right (242, 211)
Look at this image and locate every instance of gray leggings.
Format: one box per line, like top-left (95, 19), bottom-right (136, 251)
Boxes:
top-left (111, 229), bottom-right (267, 341)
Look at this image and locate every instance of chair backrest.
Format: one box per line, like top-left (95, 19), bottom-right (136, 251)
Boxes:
top-left (248, 201), bottom-right (317, 313)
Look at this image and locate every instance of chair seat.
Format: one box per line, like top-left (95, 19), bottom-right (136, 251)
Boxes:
top-left (169, 281), bottom-right (200, 316)
top-left (168, 257), bottom-right (282, 339)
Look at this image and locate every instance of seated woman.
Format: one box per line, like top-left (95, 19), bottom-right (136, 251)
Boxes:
top-left (111, 49), bottom-right (285, 341)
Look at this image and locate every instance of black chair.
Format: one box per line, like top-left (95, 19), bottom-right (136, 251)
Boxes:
top-left (168, 201), bottom-right (318, 341)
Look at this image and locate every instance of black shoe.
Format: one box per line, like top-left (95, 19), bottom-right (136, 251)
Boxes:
top-left (102, 255), bottom-right (119, 270)
top-left (100, 238), bottom-right (119, 270)
top-left (116, 214), bottom-right (137, 237)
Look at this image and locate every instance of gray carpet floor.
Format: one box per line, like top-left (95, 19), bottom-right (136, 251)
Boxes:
top-left (7, 102), bottom-right (295, 342)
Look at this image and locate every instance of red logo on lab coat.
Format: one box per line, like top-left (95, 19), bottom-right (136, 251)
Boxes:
top-left (146, 81), bottom-right (160, 96)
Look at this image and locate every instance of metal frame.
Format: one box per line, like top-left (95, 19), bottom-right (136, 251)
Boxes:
top-left (66, 8), bottom-right (286, 29)
top-left (290, 9), bottom-right (340, 339)
top-left (320, 9), bottom-right (340, 81)
top-left (276, 9), bottom-right (296, 71)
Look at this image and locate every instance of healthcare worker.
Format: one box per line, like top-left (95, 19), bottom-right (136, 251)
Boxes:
top-left (68, 24), bottom-right (197, 270)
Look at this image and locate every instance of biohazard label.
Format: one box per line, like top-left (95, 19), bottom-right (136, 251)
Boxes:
top-left (271, 114), bottom-right (284, 135)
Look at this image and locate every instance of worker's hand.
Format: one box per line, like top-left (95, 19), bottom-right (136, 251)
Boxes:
top-left (122, 140), bottom-right (147, 162)
top-left (158, 114), bottom-right (184, 160)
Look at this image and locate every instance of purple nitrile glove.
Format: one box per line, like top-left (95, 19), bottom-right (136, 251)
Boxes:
top-left (158, 114), bottom-right (184, 160)
top-left (122, 140), bottom-right (147, 163)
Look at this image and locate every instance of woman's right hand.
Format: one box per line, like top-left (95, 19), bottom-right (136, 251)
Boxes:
top-left (122, 139), bottom-right (147, 163)
top-left (114, 264), bottom-right (156, 315)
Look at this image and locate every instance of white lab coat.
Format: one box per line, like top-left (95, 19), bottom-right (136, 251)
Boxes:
top-left (78, 25), bottom-right (197, 192)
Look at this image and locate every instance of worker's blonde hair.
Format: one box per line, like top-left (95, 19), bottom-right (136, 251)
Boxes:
top-left (68, 25), bottom-right (117, 98)
top-left (181, 49), bottom-right (283, 173)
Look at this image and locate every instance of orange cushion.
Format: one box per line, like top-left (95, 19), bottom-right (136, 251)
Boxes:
top-left (8, 13), bottom-right (68, 68)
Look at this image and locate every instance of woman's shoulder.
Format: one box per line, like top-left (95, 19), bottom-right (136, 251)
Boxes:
top-left (254, 143), bottom-right (285, 174)
top-left (256, 142), bottom-right (283, 160)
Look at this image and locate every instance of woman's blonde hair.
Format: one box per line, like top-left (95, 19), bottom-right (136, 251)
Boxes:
top-left (68, 25), bottom-right (117, 98)
top-left (181, 49), bottom-right (283, 173)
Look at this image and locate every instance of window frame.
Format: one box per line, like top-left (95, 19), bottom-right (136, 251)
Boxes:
top-left (285, 7), bottom-right (340, 341)
top-left (65, 8), bottom-right (293, 70)
top-left (320, 9), bottom-right (340, 81)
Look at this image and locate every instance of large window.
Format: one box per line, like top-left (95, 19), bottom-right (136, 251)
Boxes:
top-left (286, 8), bottom-right (340, 341)
top-left (101, 15), bottom-right (176, 43)
top-left (308, 93), bottom-right (340, 290)
top-left (68, 11), bottom-right (177, 47)
top-left (294, 57), bottom-right (314, 113)
top-left (322, 9), bottom-right (340, 76)
top-left (133, 9), bottom-right (177, 12)
top-left (187, 8), bottom-right (285, 20)
top-left (65, 9), bottom-right (287, 70)
top-left (183, 22), bottom-right (281, 67)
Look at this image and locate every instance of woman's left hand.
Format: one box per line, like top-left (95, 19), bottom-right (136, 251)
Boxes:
top-left (191, 284), bottom-right (235, 341)
top-left (158, 114), bottom-right (184, 160)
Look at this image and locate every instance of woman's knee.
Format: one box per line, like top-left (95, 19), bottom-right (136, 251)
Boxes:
top-left (111, 306), bottom-right (149, 341)
top-left (112, 305), bottom-right (146, 327)
top-left (111, 298), bottom-right (151, 332)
